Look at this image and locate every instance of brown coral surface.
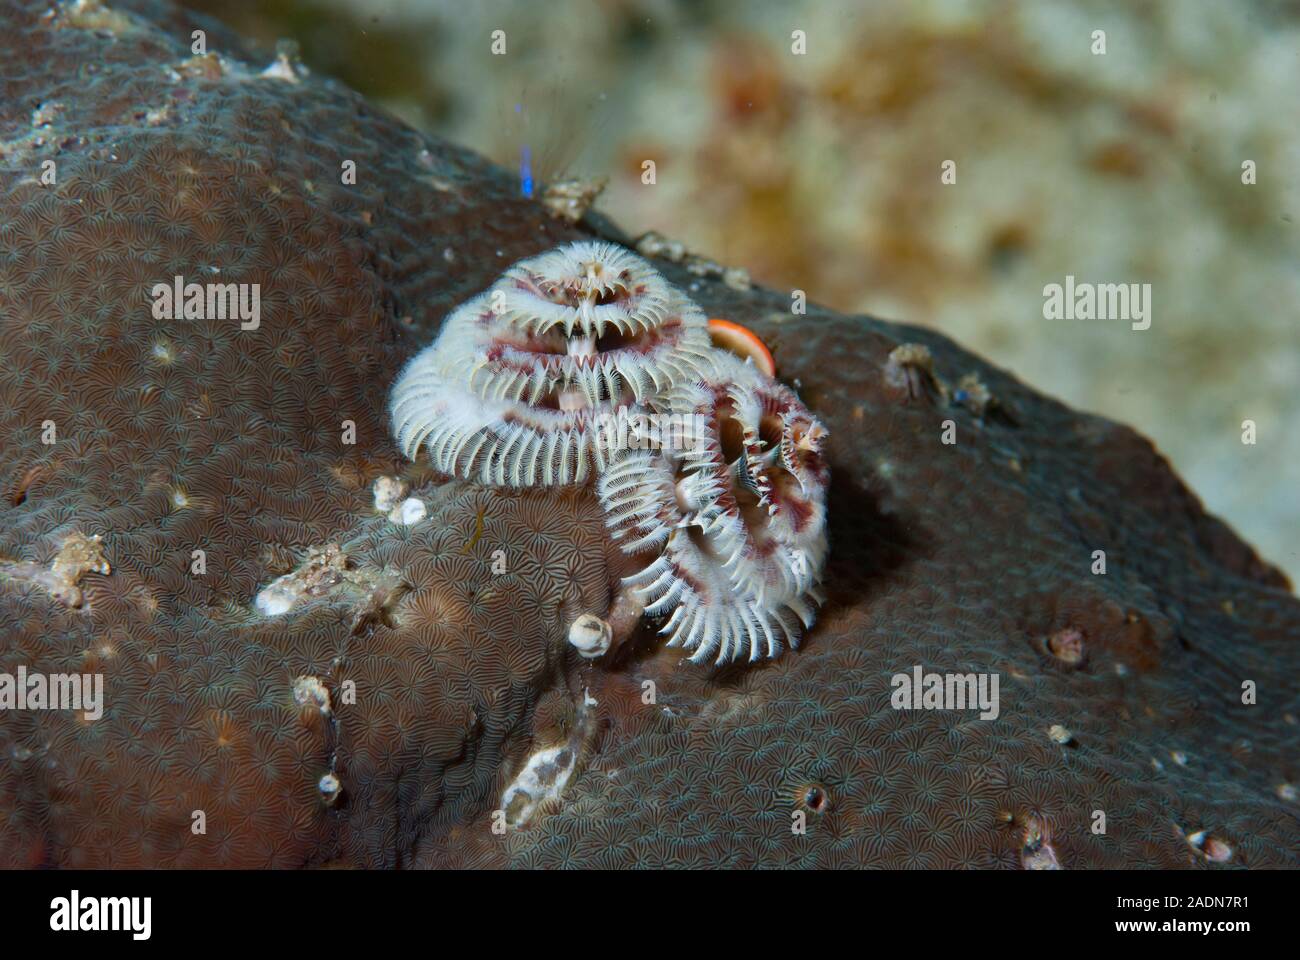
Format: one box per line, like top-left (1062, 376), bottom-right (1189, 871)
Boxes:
top-left (0, 0), bottom-right (1297, 868)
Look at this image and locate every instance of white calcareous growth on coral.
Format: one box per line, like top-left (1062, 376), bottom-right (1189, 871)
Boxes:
top-left (372, 475), bottom-right (407, 513)
top-left (318, 772), bottom-right (342, 806)
top-left (372, 476), bottom-right (426, 525)
top-left (391, 497), bottom-right (426, 525)
top-left (254, 577), bottom-right (299, 617)
top-left (292, 675), bottom-right (332, 715)
top-left (500, 744), bottom-right (578, 828)
top-left (0, 531), bottom-right (111, 609)
top-left (251, 543), bottom-right (406, 634)
top-left (389, 241), bottom-right (829, 666)
top-left (567, 613), bottom-right (613, 659)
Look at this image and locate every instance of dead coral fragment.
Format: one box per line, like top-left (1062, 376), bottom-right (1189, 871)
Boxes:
top-left (261, 40), bottom-right (307, 84)
top-left (371, 476), bottom-right (425, 525)
top-left (884, 343), bottom-right (945, 403)
top-left (53, 0), bottom-right (138, 34)
top-left (254, 543), bottom-right (405, 634)
top-left (348, 568), bottom-right (407, 634)
top-left (500, 689), bottom-right (599, 829)
top-left (502, 745), bottom-right (576, 828)
top-left (1047, 723), bottom-right (1075, 746)
top-left (634, 231), bottom-right (751, 290)
top-left (173, 53), bottom-right (227, 82)
top-left (372, 476), bottom-right (407, 514)
top-left (255, 543), bottom-right (348, 616)
top-left (0, 531), bottom-right (110, 609)
top-left (540, 176), bottom-right (607, 223)
top-left (292, 675), bottom-right (331, 715)
top-left (1045, 627), bottom-right (1086, 666)
top-left (1021, 817), bottom-right (1062, 870)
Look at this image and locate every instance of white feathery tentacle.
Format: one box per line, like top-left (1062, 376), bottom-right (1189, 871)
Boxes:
top-left (389, 241), bottom-right (829, 667)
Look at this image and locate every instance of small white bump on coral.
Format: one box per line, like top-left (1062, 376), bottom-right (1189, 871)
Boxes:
top-left (318, 772), bottom-right (342, 806)
top-left (372, 475), bottom-right (407, 514)
top-left (567, 613), bottom-right (613, 659)
top-left (501, 745), bottom-right (575, 828)
top-left (1186, 829), bottom-right (1233, 863)
top-left (254, 579), bottom-right (298, 617)
top-left (1047, 724), bottom-right (1074, 745)
top-left (391, 497), bottom-right (426, 525)
top-left (372, 476), bottom-right (426, 524)
top-left (292, 675), bottom-right (331, 715)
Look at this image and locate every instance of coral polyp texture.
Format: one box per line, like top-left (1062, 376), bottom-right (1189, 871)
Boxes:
top-left (390, 242), bottom-right (716, 486)
top-left (1, 0), bottom-right (1298, 869)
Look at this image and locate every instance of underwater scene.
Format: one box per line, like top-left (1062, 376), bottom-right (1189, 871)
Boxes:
top-left (0, 0), bottom-right (1295, 934)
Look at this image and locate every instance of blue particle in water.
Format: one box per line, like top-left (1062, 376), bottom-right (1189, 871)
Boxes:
top-left (520, 145), bottom-right (533, 198)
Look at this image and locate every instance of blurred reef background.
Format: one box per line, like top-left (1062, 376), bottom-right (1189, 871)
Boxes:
top-left (188, 0), bottom-right (1300, 583)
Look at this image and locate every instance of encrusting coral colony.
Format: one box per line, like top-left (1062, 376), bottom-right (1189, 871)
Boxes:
top-left (0, 0), bottom-right (1298, 868)
top-left (391, 242), bottom-right (830, 665)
